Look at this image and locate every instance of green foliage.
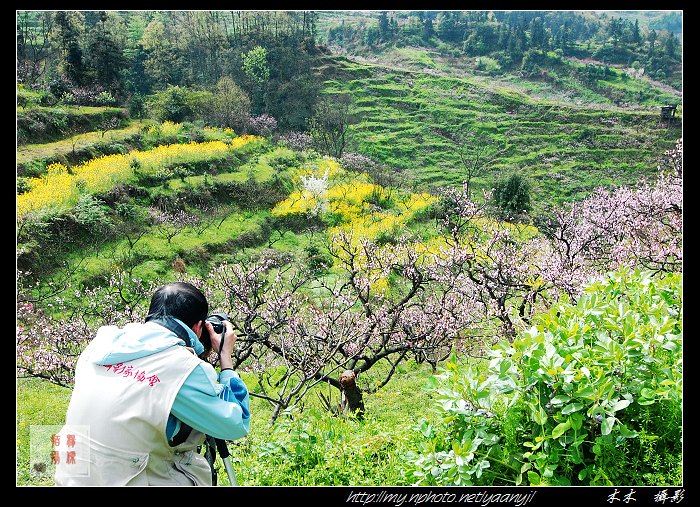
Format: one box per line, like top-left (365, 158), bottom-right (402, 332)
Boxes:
top-left (241, 45), bottom-right (270, 113)
top-left (308, 93), bottom-right (355, 158)
top-left (17, 206), bottom-right (87, 278)
top-left (200, 76), bottom-right (251, 131)
top-left (17, 84), bottom-right (56, 108)
top-left (406, 267), bottom-right (682, 486)
top-left (144, 85), bottom-right (212, 123)
top-left (68, 194), bottom-right (114, 240)
top-left (264, 74), bottom-right (321, 131)
top-left (405, 358), bottom-right (514, 485)
top-left (475, 56), bottom-right (501, 74)
top-left (225, 360), bottom-right (436, 486)
top-left (242, 46), bottom-right (271, 85)
top-left (491, 173), bottom-right (532, 221)
top-left (241, 406), bottom-right (412, 485)
top-left (261, 146), bottom-right (302, 171)
top-left (303, 236), bottom-right (333, 274)
top-left (521, 49), bottom-right (560, 77)
top-left (128, 92), bottom-right (146, 118)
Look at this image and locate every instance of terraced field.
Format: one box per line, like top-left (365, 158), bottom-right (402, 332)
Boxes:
top-left (321, 57), bottom-right (681, 206)
top-left (16, 52), bottom-right (682, 288)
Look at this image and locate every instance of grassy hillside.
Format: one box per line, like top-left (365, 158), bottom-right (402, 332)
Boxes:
top-left (16, 48), bottom-right (682, 290)
top-left (16, 122), bottom-right (145, 178)
top-left (603, 10), bottom-right (682, 34)
top-left (318, 54), bottom-right (681, 207)
top-left (317, 11), bottom-right (681, 84)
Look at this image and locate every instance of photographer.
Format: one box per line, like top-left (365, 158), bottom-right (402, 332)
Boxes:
top-left (54, 281), bottom-right (250, 486)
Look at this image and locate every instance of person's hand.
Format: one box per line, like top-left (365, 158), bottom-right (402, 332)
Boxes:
top-left (219, 321), bottom-right (237, 356)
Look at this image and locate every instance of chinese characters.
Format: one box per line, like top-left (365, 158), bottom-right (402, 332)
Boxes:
top-left (104, 363), bottom-right (161, 387)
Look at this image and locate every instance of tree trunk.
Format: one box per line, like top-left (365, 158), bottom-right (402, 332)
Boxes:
top-left (339, 370), bottom-right (365, 419)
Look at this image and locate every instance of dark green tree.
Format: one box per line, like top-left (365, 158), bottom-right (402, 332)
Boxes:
top-left (308, 93), bottom-right (355, 159)
top-left (84, 11), bottom-right (128, 94)
top-left (52, 11), bottom-right (86, 85)
top-left (663, 32), bottom-right (678, 60)
top-left (632, 19), bottom-right (641, 45)
top-left (378, 11), bottom-right (390, 40)
top-left (491, 173), bottom-right (532, 222)
top-left (529, 16), bottom-right (548, 51)
top-left (265, 74), bottom-right (320, 131)
top-left (202, 76), bottom-right (251, 131)
top-left (422, 15), bottom-right (434, 41)
top-left (608, 17), bottom-right (621, 48)
top-left (647, 28), bottom-right (657, 58)
top-left (140, 18), bottom-right (178, 90)
top-left (175, 11), bottom-right (227, 87)
top-left (436, 11), bottom-right (458, 44)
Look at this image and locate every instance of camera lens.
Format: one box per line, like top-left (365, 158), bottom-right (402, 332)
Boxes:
top-left (211, 320), bottom-right (224, 334)
top-left (205, 312), bottom-right (229, 336)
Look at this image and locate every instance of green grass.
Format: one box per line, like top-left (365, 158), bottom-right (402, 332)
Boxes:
top-left (16, 105), bottom-right (126, 146)
top-left (63, 207), bottom-right (275, 285)
top-left (16, 122), bottom-right (145, 167)
top-left (16, 359), bottom-right (441, 486)
top-left (16, 378), bottom-right (73, 486)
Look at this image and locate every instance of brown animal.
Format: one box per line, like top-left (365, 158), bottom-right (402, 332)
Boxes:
top-left (339, 369), bottom-right (365, 419)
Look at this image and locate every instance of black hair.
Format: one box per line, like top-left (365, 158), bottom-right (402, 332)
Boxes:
top-left (146, 281), bottom-right (209, 328)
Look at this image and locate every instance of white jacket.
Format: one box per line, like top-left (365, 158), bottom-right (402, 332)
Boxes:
top-left (55, 326), bottom-right (213, 486)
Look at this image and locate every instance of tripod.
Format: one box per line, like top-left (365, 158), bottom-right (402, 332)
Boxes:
top-left (203, 435), bottom-right (238, 486)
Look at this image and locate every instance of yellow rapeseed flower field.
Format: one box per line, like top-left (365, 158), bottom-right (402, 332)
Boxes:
top-left (273, 159), bottom-right (438, 254)
top-left (17, 133), bottom-right (262, 218)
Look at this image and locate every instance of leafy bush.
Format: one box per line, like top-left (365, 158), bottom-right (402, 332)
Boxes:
top-left (17, 84), bottom-right (55, 108)
top-left (145, 85), bottom-right (212, 123)
top-left (67, 194), bottom-right (114, 240)
top-left (263, 146), bottom-right (301, 171)
top-left (491, 173), bottom-right (532, 221)
top-left (406, 267), bottom-right (682, 486)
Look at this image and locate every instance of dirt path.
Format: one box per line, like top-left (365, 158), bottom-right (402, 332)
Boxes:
top-left (16, 122), bottom-right (144, 166)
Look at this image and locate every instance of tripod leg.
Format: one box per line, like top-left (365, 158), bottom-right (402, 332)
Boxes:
top-left (214, 438), bottom-right (238, 486)
top-left (204, 436), bottom-right (218, 485)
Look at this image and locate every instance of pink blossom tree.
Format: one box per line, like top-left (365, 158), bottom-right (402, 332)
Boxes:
top-left (16, 139), bottom-right (682, 424)
top-left (16, 270), bottom-right (155, 387)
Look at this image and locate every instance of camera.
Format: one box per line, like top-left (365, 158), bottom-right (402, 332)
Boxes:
top-left (200, 311), bottom-right (229, 350)
top-left (206, 311), bottom-right (229, 334)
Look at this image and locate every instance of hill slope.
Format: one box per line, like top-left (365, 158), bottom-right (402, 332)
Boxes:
top-left (316, 54), bottom-right (681, 206)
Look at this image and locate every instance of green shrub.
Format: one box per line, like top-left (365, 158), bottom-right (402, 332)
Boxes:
top-left (406, 267), bottom-right (682, 486)
top-left (144, 85), bottom-right (212, 123)
top-left (240, 406), bottom-right (413, 485)
top-left (491, 173), bottom-right (532, 221)
top-left (68, 194), bottom-right (114, 240)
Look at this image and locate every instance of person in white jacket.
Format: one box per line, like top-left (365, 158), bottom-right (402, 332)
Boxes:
top-left (54, 281), bottom-right (250, 486)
